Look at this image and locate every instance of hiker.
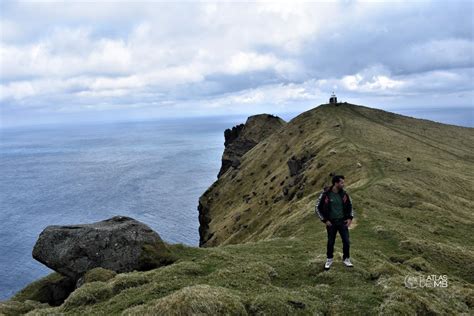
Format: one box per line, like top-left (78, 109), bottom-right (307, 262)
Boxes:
top-left (315, 175), bottom-right (354, 270)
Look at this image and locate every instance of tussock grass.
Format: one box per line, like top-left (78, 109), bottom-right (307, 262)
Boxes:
top-left (122, 284), bottom-right (247, 316)
top-left (82, 267), bottom-right (117, 284)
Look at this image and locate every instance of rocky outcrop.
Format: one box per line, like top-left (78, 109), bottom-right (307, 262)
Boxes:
top-left (217, 114), bottom-right (286, 178)
top-left (32, 216), bottom-right (176, 281)
top-left (10, 272), bottom-right (75, 307)
top-left (199, 114), bottom-right (286, 247)
top-left (198, 183), bottom-right (218, 247)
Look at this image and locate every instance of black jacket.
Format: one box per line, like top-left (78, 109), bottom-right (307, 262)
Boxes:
top-left (315, 185), bottom-right (354, 223)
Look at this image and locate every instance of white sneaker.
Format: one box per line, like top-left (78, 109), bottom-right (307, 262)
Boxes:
top-left (343, 258), bottom-right (354, 267)
top-left (324, 258), bottom-right (333, 270)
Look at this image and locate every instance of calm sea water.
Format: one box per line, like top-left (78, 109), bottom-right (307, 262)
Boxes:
top-left (390, 106), bottom-right (473, 128)
top-left (0, 107), bottom-right (471, 301)
top-left (0, 115), bottom-right (252, 301)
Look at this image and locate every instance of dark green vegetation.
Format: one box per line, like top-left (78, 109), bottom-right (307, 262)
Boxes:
top-left (1, 103), bottom-right (473, 315)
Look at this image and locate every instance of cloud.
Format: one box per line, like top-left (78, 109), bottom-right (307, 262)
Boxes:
top-left (0, 0), bottom-right (473, 127)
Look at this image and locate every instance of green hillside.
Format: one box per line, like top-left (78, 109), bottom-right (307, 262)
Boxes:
top-left (2, 102), bottom-right (473, 315)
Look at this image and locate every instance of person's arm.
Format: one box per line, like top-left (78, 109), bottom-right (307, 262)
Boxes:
top-left (347, 193), bottom-right (354, 220)
top-left (343, 193), bottom-right (354, 227)
top-left (315, 190), bottom-right (328, 223)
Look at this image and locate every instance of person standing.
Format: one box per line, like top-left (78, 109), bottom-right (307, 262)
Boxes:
top-left (315, 175), bottom-right (354, 270)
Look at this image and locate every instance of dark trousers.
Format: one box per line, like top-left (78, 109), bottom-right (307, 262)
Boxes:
top-left (326, 221), bottom-right (350, 260)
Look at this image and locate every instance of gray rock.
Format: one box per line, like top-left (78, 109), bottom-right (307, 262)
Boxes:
top-left (32, 216), bottom-right (176, 280)
top-left (286, 151), bottom-right (315, 177)
top-left (287, 156), bottom-right (303, 176)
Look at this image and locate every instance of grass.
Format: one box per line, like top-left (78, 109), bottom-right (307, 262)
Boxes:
top-left (1, 102), bottom-right (473, 315)
top-left (4, 238), bottom-right (472, 315)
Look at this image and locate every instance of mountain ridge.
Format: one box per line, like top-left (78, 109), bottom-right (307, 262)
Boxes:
top-left (198, 102), bottom-right (473, 251)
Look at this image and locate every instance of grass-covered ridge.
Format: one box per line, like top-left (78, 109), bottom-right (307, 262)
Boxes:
top-left (1, 103), bottom-right (473, 315)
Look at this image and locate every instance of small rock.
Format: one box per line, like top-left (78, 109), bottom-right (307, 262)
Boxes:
top-left (288, 300), bottom-right (306, 309)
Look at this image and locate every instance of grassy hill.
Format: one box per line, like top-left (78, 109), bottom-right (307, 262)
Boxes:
top-left (2, 102), bottom-right (473, 315)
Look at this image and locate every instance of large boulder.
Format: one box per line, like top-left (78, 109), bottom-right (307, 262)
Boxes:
top-left (32, 216), bottom-right (176, 281)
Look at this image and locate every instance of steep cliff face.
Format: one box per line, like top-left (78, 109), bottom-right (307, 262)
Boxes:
top-left (217, 114), bottom-right (287, 178)
top-left (199, 114), bottom-right (286, 246)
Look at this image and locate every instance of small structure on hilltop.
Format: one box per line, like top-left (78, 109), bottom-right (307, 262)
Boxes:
top-left (329, 92), bottom-right (338, 104)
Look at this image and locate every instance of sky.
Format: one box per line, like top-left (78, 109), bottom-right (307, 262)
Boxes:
top-left (0, 0), bottom-right (473, 128)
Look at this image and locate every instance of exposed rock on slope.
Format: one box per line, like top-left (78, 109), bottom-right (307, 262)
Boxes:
top-left (8, 273), bottom-right (75, 307)
top-left (33, 216), bottom-right (176, 281)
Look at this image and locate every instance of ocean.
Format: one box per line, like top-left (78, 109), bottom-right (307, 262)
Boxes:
top-left (390, 106), bottom-right (473, 128)
top-left (0, 107), bottom-right (471, 301)
top-left (0, 115), bottom-right (252, 301)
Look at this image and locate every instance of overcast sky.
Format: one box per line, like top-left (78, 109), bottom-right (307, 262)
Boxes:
top-left (1, 0), bottom-right (473, 127)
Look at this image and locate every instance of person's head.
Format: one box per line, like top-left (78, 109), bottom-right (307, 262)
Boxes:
top-left (331, 175), bottom-right (345, 190)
